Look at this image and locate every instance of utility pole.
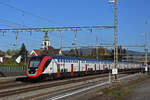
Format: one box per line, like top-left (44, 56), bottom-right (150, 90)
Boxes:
top-left (114, 0), bottom-right (119, 81)
top-left (15, 32), bottom-right (18, 46)
top-left (96, 36), bottom-right (99, 60)
top-left (59, 30), bottom-right (62, 51)
top-left (145, 21), bottom-right (148, 73)
top-left (109, 0), bottom-right (119, 82)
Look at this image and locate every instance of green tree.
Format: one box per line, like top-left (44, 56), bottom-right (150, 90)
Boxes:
top-left (79, 50), bottom-right (83, 56)
top-left (6, 49), bottom-right (11, 55)
top-left (110, 46), bottom-right (127, 61)
top-left (19, 43), bottom-right (28, 63)
top-left (129, 54), bottom-right (133, 61)
top-left (91, 48), bottom-right (96, 58)
top-left (68, 49), bottom-right (75, 56)
top-left (75, 48), bottom-right (79, 57)
top-left (7, 59), bottom-right (16, 65)
top-left (6, 49), bottom-right (20, 56)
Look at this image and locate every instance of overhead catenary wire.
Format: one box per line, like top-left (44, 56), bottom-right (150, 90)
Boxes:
top-left (0, 1), bottom-right (61, 26)
top-left (0, 24), bottom-right (19, 28)
top-left (49, 30), bottom-right (93, 46)
top-left (0, 17), bottom-right (28, 28)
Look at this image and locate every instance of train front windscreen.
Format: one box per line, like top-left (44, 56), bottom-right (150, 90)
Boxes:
top-left (29, 60), bottom-right (41, 68)
top-left (28, 57), bottom-right (42, 75)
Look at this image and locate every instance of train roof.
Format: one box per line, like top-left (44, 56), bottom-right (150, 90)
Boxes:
top-left (30, 55), bottom-right (141, 64)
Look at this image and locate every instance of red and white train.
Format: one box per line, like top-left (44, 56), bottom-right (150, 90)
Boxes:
top-left (26, 55), bottom-right (143, 79)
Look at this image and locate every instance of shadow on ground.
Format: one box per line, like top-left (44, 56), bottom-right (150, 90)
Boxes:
top-left (0, 71), bottom-right (5, 77)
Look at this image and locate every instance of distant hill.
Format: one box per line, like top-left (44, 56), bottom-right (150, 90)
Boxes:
top-left (125, 50), bottom-right (150, 60)
top-left (126, 50), bottom-right (143, 56)
top-left (63, 48), bottom-right (150, 60)
top-left (63, 48), bottom-right (92, 55)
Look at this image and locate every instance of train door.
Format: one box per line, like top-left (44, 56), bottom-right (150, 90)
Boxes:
top-left (94, 64), bottom-right (96, 73)
top-left (103, 64), bottom-right (105, 73)
top-left (99, 63), bottom-right (101, 73)
top-left (85, 64), bottom-right (88, 75)
top-left (57, 64), bottom-right (60, 78)
top-left (71, 64), bottom-right (74, 77)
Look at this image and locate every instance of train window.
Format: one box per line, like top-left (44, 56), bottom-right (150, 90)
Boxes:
top-left (29, 57), bottom-right (43, 68)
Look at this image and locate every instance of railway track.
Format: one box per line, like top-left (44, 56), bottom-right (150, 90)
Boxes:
top-left (0, 74), bottom-right (109, 97)
top-left (0, 71), bottom-right (139, 99)
top-left (0, 70), bottom-right (137, 90)
top-left (21, 73), bottom-right (130, 100)
top-left (0, 71), bottom-right (137, 90)
top-left (0, 73), bottom-right (108, 91)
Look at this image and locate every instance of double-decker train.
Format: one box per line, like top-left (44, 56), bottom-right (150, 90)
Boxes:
top-left (26, 55), bottom-right (143, 79)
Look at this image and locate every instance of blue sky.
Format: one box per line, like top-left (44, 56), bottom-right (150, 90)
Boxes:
top-left (0, 0), bottom-right (149, 52)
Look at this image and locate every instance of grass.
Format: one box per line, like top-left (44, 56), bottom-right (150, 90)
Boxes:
top-left (100, 74), bottom-right (150, 100)
top-left (105, 87), bottom-right (132, 100)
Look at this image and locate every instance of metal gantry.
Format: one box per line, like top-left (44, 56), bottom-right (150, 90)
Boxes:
top-left (62, 45), bottom-right (145, 49)
top-left (0, 25), bottom-right (114, 51)
top-left (0, 26), bottom-right (114, 33)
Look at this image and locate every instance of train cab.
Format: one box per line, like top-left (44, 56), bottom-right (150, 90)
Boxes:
top-left (26, 56), bottom-right (52, 77)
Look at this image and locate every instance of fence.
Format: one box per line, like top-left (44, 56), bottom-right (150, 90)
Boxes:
top-left (0, 66), bottom-right (26, 76)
